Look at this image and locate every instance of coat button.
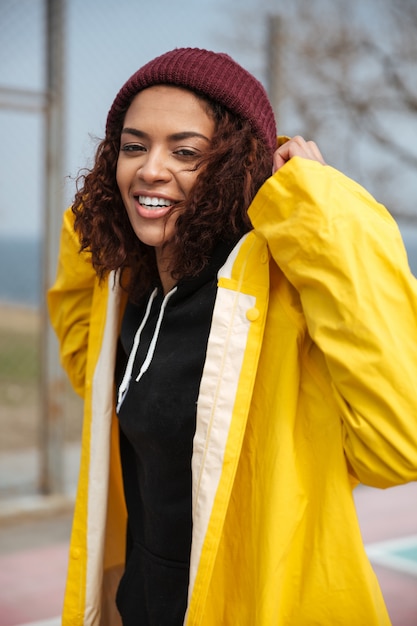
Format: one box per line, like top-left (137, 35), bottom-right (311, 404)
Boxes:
top-left (246, 307), bottom-right (260, 321)
top-left (70, 547), bottom-right (81, 559)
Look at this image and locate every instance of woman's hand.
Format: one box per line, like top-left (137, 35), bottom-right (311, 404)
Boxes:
top-left (273, 136), bottom-right (326, 174)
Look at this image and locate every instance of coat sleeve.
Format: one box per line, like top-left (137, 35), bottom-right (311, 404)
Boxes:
top-left (47, 207), bottom-right (96, 397)
top-left (249, 157), bottom-right (417, 487)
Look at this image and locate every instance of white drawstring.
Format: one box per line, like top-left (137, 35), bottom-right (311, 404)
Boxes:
top-left (116, 285), bottom-right (178, 413)
top-left (116, 288), bottom-right (158, 412)
top-left (135, 286), bottom-right (177, 383)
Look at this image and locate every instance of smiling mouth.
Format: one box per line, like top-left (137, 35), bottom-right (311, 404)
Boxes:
top-left (138, 195), bottom-right (175, 209)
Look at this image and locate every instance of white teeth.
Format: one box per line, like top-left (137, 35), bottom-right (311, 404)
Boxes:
top-left (139, 195), bottom-right (173, 208)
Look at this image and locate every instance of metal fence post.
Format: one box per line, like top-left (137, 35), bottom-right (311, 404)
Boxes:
top-left (266, 15), bottom-right (282, 124)
top-left (39, 0), bottom-right (67, 495)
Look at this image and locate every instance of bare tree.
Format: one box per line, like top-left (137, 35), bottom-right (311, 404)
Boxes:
top-left (219, 0), bottom-right (417, 219)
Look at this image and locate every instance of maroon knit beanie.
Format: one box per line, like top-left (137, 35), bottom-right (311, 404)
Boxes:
top-left (106, 47), bottom-right (277, 156)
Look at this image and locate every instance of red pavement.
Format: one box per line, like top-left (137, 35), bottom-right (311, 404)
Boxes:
top-left (0, 543), bottom-right (67, 626)
top-left (354, 482), bottom-right (417, 626)
top-left (0, 482), bottom-right (416, 626)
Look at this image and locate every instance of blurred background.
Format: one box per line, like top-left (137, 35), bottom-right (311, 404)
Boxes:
top-left (0, 0), bottom-right (416, 625)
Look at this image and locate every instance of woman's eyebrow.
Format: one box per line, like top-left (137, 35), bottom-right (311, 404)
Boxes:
top-left (121, 128), bottom-right (148, 138)
top-left (121, 127), bottom-right (211, 142)
top-left (169, 131), bottom-right (211, 142)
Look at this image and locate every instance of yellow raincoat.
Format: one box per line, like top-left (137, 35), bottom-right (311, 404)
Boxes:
top-left (48, 157), bottom-right (417, 625)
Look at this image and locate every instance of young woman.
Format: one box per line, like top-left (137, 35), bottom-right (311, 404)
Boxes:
top-left (48, 48), bottom-right (417, 626)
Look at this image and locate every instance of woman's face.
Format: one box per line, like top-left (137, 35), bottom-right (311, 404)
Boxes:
top-left (116, 85), bottom-right (215, 264)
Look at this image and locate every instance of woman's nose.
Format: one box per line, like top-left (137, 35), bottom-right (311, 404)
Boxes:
top-left (137, 149), bottom-right (171, 183)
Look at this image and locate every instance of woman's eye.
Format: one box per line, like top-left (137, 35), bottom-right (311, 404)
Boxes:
top-left (120, 143), bottom-right (146, 153)
top-left (175, 148), bottom-right (198, 157)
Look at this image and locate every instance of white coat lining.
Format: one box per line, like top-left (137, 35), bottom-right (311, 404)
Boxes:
top-left (187, 234), bottom-right (256, 611)
top-left (85, 272), bottom-right (121, 625)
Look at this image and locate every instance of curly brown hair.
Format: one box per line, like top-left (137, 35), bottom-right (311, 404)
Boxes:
top-left (72, 90), bottom-right (273, 301)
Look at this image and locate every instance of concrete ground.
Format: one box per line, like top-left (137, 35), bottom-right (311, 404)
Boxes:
top-left (0, 446), bottom-right (416, 626)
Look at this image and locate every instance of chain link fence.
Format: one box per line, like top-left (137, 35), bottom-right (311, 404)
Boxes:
top-left (0, 0), bottom-right (82, 502)
top-left (0, 0), bottom-right (45, 499)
